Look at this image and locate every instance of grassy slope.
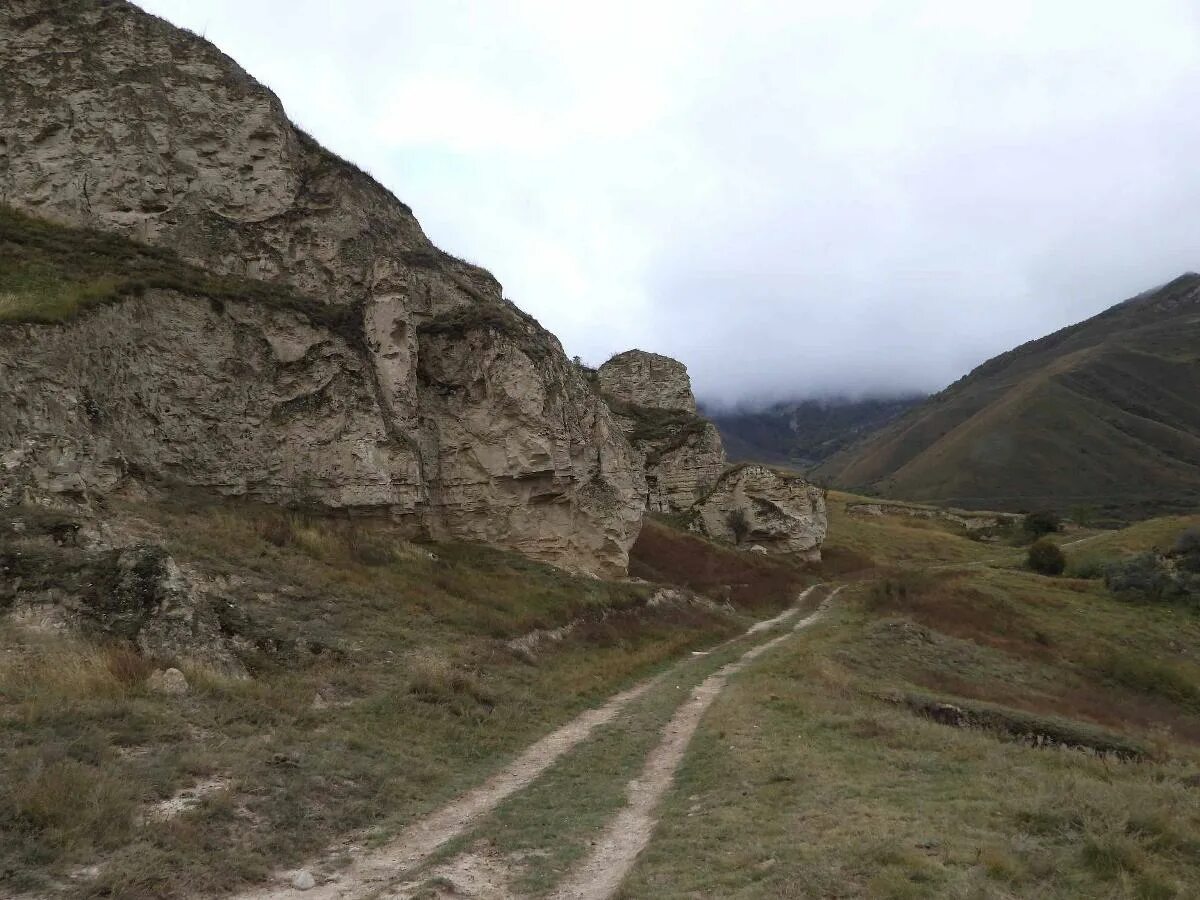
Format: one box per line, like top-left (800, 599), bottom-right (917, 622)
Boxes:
top-left (0, 500), bottom-right (808, 899)
top-left (620, 500), bottom-right (1200, 899)
top-left (815, 275), bottom-right (1200, 519)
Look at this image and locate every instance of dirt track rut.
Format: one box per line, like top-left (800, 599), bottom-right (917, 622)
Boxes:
top-left (237, 584), bottom-right (836, 900)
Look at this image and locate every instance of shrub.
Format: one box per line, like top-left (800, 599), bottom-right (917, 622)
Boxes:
top-left (1095, 650), bottom-right (1199, 706)
top-left (1027, 539), bottom-right (1066, 576)
top-left (407, 651), bottom-right (494, 708)
top-left (865, 570), bottom-right (939, 609)
top-left (257, 514), bottom-right (295, 548)
top-left (1172, 527), bottom-right (1200, 558)
top-left (342, 525), bottom-right (397, 567)
top-left (1022, 511), bottom-right (1062, 539)
top-left (1105, 554), bottom-right (1171, 603)
top-left (726, 509), bottom-right (750, 544)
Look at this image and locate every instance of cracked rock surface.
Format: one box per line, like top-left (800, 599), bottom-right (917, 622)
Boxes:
top-left (0, 0), bottom-right (644, 576)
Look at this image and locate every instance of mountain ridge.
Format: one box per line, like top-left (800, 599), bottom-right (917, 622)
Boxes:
top-left (814, 273), bottom-right (1200, 518)
top-left (704, 395), bottom-right (925, 469)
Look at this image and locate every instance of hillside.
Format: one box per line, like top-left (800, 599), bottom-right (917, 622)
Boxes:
top-left (617, 498), bottom-right (1200, 898)
top-left (706, 395), bottom-right (924, 468)
top-left (815, 275), bottom-right (1200, 518)
top-left (0, 491), bottom-right (814, 898)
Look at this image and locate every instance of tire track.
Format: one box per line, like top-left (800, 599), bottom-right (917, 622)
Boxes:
top-left (547, 586), bottom-right (842, 900)
top-left (236, 586), bottom-right (827, 900)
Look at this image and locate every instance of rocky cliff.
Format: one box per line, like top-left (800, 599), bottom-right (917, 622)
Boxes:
top-left (597, 350), bottom-right (726, 513)
top-left (0, 1), bottom-right (644, 575)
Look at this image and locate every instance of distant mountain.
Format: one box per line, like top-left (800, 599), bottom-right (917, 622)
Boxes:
top-left (704, 395), bottom-right (925, 469)
top-left (814, 274), bottom-right (1200, 520)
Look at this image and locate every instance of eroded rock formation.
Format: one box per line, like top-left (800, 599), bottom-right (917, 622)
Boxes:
top-left (693, 464), bottom-right (828, 561)
top-left (0, 1), bottom-right (644, 575)
top-left (597, 351), bottom-right (726, 513)
top-left (595, 352), bottom-right (827, 560)
top-left (598, 350), bottom-right (698, 413)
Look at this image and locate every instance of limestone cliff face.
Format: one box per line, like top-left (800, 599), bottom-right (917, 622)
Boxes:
top-left (596, 351), bottom-right (726, 513)
top-left (693, 465), bottom-right (828, 562)
top-left (0, 1), bottom-right (644, 575)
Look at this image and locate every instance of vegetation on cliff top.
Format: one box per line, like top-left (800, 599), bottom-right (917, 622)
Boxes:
top-left (0, 205), bottom-right (355, 333)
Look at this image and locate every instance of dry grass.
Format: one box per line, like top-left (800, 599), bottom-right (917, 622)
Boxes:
top-left (822, 491), bottom-right (1005, 570)
top-left (864, 569), bottom-right (1051, 657)
top-left (618, 596), bottom-right (1200, 898)
top-left (0, 500), bottom-right (747, 898)
top-left (618, 510), bottom-right (1200, 898)
top-left (0, 638), bottom-right (154, 710)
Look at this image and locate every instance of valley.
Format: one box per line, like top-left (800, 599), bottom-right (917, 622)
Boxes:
top-left (2, 3), bottom-right (1200, 898)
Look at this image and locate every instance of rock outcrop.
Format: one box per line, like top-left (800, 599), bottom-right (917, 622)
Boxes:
top-left (0, 509), bottom-right (356, 675)
top-left (595, 352), bottom-right (828, 561)
top-left (596, 351), bottom-right (726, 513)
top-left (598, 350), bottom-right (698, 413)
top-left (693, 465), bottom-right (828, 561)
top-left (0, 1), bottom-right (644, 575)
top-left (1, 518), bottom-right (247, 675)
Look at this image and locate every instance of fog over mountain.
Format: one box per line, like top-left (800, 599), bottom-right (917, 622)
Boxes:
top-left (140, 0), bottom-right (1200, 406)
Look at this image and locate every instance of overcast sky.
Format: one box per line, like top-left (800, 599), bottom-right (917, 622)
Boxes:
top-left (140, 0), bottom-right (1200, 407)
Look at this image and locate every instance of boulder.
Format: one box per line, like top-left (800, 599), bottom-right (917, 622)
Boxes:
top-left (148, 667), bottom-right (189, 695)
top-left (291, 871), bottom-right (317, 892)
top-left (1, 536), bottom-right (249, 676)
top-left (693, 465), bottom-right (828, 561)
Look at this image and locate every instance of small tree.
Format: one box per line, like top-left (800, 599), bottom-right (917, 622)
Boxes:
top-left (726, 508), bottom-right (750, 544)
top-left (1027, 538), bottom-right (1066, 576)
top-left (1022, 510), bottom-right (1062, 539)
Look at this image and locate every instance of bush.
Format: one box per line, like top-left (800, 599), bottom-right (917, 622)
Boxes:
top-left (1027, 539), bottom-right (1066, 576)
top-left (1022, 511), bottom-right (1062, 539)
top-left (1105, 554), bottom-right (1172, 603)
top-left (865, 570), bottom-right (939, 609)
top-left (1095, 650), bottom-right (1199, 707)
top-left (1172, 527), bottom-right (1200, 558)
top-left (726, 509), bottom-right (750, 544)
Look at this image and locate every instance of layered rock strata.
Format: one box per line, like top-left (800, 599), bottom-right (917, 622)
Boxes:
top-left (0, 1), bottom-right (643, 575)
top-left (596, 351), bottom-right (726, 513)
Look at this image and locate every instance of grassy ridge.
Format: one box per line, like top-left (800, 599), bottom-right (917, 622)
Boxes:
top-left (0, 205), bottom-right (355, 334)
